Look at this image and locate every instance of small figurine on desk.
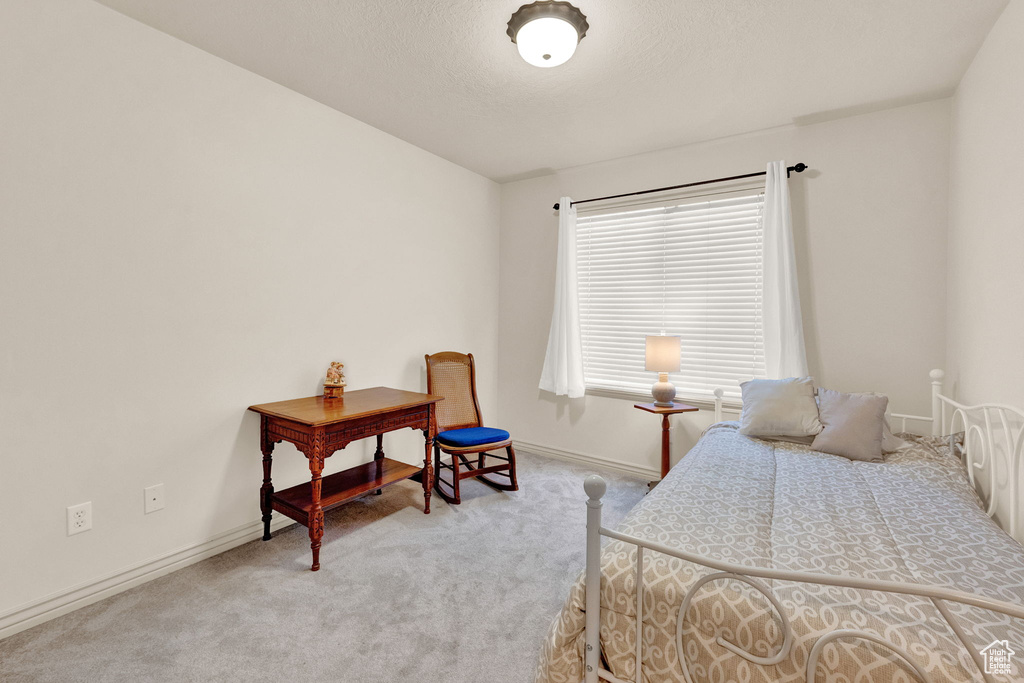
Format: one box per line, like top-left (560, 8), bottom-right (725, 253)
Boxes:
top-left (323, 361), bottom-right (346, 399)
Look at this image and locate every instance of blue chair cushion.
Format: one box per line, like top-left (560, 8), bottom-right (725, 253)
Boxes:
top-left (436, 427), bottom-right (511, 448)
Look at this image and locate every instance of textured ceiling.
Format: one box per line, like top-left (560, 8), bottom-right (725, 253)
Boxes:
top-left (93, 0), bottom-right (1007, 182)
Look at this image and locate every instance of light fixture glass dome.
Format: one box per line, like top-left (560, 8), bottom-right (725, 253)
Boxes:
top-left (507, 1), bottom-right (589, 68)
top-left (515, 17), bottom-right (579, 68)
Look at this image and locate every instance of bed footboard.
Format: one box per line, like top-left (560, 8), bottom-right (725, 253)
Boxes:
top-left (583, 474), bottom-right (1024, 683)
top-left (583, 369), bottom-right (1024, 683)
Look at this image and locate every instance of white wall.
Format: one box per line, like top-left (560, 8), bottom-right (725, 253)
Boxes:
top-left (500, 100), bottom-right (950, 475)
top-left (0, 0), bottom-right (499, 621)
top-left (947, 1), bottom-right (1024, 408)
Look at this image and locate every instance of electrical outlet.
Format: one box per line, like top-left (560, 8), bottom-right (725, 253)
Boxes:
top-left (67, 502), bottom-right (92, 536)
top-left (144, 484), bottom-right (165, 514)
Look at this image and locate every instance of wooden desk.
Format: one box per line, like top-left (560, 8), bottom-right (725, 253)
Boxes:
top-left (634, 401), bottom-right (700, 482)
top-left (248, 387), bottom-right (443, 571)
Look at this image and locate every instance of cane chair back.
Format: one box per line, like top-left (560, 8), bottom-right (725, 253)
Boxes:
top-left (425, 352), bottom-right (483, 433)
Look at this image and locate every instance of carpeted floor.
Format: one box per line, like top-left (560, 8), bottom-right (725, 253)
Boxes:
top-left (0, 452), bottom-right (646, 683)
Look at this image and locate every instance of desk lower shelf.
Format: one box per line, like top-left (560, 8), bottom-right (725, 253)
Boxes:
top-left (271, 457), bottom-right (422, 524)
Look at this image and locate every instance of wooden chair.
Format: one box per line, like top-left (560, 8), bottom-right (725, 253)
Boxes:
top-left (425, 352), bottom-right (518, 504)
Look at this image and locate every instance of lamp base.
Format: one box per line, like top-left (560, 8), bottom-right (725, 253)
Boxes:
top-left (651, 373), bottom-right (676, 407)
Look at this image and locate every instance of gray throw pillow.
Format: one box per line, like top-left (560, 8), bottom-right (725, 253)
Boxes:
top-left (738, 377), bottom-right (823, 438)
top-left (819, 389), bottom-right (907, 453)
top-left (812, 388), bottom-right (888, 461)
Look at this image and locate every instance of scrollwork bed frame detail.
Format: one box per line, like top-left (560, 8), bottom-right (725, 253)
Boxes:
top-left (583, 370), bottom-right (1024, 683)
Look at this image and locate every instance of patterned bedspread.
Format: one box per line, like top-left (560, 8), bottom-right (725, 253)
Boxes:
top-left (535, 422), bottom-right (1024, 682)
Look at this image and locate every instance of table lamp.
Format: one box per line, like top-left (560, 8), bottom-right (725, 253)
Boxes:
top-left (645, 335), bottom-right (681, 407)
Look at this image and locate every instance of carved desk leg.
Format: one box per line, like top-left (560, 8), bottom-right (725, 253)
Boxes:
top-left (259, 416), bottom-right (275, 541)
top-left (374, 433), bottom-right (384, 495)
top-left (306, 427), bottom-right (326, 572)
top-left (422, 415), bottom-right (433, 515)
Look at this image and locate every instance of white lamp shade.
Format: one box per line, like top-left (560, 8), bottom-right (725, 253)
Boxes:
top-left (645, 335), bottom-right (681, 372)
top-left (515, 17), bottom-right (579, 67)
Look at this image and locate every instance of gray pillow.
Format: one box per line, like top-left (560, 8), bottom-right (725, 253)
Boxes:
top-left (826, 389), bottom-right (908, 452)
top-left (738, 377), bottom-right (823, 438)
top-left (812, 388), bottom-right (888, 461)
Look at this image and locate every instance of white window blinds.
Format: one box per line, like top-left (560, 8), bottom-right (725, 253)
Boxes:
top-left (576, 191), bottom-right (767, 400)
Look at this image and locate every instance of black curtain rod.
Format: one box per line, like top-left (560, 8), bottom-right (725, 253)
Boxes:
top-left (553, 163), bottom-right (808, 211)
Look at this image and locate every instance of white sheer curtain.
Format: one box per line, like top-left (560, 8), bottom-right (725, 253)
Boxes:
top-left (539, 198), bottom-right (586, 398)
top-left (762, 161), bottom-right (809, 378)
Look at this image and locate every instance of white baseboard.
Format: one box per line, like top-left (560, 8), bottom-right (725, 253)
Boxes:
top-left (1, 445), bottom-right (652, 641)
top-left (0, 514), bottom-right (295, 641)
top-left (514, 439), bottom-right (660, 480)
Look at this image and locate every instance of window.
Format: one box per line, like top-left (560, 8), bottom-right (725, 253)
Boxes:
top-left (576, 190), bottom-right (767, 401)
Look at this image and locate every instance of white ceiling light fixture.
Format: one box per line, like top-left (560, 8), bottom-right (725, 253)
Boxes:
top-left (507, 1), bottom-right (589, 68)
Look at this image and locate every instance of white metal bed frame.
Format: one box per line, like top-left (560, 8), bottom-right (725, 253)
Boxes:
top-left (582, 370), bottom-right (1024, 683)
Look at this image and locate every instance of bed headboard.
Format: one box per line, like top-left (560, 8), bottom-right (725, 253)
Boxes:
top-left (713, 370), bottom-right (1024, 543)
top-left (892, 369), bottom-right (1024, 542)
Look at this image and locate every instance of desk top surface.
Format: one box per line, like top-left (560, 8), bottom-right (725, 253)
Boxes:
top-left (248, 386), bottom-right (443, 426)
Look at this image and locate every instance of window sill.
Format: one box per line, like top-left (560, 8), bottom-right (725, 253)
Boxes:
top-left (585, 386), bottom-right (742, 413)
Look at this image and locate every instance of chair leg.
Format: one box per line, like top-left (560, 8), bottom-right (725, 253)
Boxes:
top-left (450, 452), bottom-right (461, 504)
top-left (433, 451), bottom-right (463, 506)
top-left (476, 444), bottom-right (519, 493)
top-left (433, 445), bottom-right (458, 506)
top-left (507, 444), bottom-right (519, 491)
